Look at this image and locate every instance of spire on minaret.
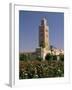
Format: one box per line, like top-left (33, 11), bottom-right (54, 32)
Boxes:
top-left (41, 17), bottom-right (48, 26)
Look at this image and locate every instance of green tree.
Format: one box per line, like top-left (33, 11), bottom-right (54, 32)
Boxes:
top-left (45, 53), bottom-right (53, 61)
top-left (36, 56), bottom-right (42, 61)
top-left (53, 55), bottom-right (57, 60)
top-left (59, 54), bottom-right (64, 61)
top-left (19, 54), bottom-right (27, 61)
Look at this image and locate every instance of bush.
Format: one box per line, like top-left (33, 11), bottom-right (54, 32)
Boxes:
top-left (19, 60), bottom-right (64, 79)
top-left (20, 54), bottom-right (27, 61)
top-left (53, 55), bottom-right (57, 60)
top-left (45, 53), bottom-right (53, 61)
top-left (59, 54), bottom-right (64, 61)
top-left (36, 56), bottom-right (42, 61)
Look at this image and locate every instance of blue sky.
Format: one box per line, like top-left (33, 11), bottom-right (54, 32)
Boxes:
top-left (19, 10), bottom-right (64, 52)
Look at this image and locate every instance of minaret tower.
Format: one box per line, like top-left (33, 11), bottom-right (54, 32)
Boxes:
top-left (39, 17), bottom-right (50, 51)
top-left (36, 17), bottom-right (50, 60)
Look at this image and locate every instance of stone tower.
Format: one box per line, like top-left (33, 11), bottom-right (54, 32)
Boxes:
top-left (36, 18), bottom-right (50, 60)
top-left (39, 18), bottom-right (50, 50)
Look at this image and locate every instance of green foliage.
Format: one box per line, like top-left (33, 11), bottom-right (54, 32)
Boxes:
top-left (19, 60), bottom-right (64, 79)
top-left (53, 55), bottom-right (57, 60)
top-left (59, 54), bottom-right (64, 61)
top-left (20, 53), bottom-right (38, 61)
top-left (36, 56), bottom-right (42, 61)
top-left (45, 53), bottom-right (53, 61)
top-left (19, 54), bottom-right (27, 61)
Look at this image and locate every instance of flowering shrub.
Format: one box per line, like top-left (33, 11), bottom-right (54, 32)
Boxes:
top-left (19, 60), bottom-right (64, 79)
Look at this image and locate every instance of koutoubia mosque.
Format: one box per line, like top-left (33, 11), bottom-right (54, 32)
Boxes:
top-left (23, 17), bottom-right (64, 60)
top-left (35, 17), bottom-right (64, 60)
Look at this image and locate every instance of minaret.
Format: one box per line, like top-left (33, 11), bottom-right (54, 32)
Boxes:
top-left (39, 18), bottom-right (50, 50)
top-left (36, 17), bottom-right (50, 60)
